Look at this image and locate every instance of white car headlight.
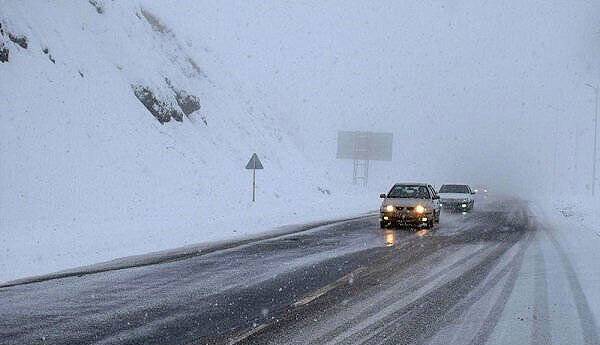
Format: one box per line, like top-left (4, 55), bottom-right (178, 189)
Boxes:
top-left (415, 205), bottom-right (426, 214)
top-left (385, 205), bottom-right (395, 212)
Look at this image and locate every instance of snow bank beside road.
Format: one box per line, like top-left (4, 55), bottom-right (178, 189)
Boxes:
top-left (548, 197), bottom-right (600, 238)
top-left (531, 197), bottom-right (600, 325)
top-left (0, 212), bottom-right (375, 288)
top-left (1, 193), bottom-right (376, 284)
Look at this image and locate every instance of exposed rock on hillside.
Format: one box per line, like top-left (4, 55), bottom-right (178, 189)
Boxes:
top-left (0, 44), bottom-right (8, 63)
top-left (174, 90), bottom-right (200, 117)
top-left (132, 85), bottom-right (184, 124)
top-left (165, 78), bottom-right (201, 119)
top-left (8, 32), bottom-right (27, 49)
top-left (0, 22), bottom-right (6, 62)
top-left (88, 0), bottom-right (104, 14)
top-left (42, 46), bottom-right (55, 63)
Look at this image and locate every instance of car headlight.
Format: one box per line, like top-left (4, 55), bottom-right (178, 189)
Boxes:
top-left (415, 205), bottom-right (426, 214)
top-left (385, 205), bottom-right (395, 212)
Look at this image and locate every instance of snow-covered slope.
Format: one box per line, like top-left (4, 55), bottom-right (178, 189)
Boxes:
top-left (0, 1), bottom-right (371, 282)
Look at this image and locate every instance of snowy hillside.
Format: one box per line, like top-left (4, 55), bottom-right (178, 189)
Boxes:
top-left (0, 1), bottom-right (371, 282)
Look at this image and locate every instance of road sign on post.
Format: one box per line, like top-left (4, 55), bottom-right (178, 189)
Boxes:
top-left (245, 153), bottom-right (264, 202)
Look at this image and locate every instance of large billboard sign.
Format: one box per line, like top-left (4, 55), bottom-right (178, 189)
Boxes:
top-left (336, 131), bottom-right (393, 161)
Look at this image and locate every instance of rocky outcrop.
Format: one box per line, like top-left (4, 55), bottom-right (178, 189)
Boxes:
top-left (88, 0), bottom-right (104, 14)
top-left (132, 85), bottom-right (184, 124)
top-left (0, 44), bottom-right (8, 63)
top-left (174, 90), bottom-right (201, 117)
top-left (0, 22), bottom-right (27, 60)
top-left (8, 32), bottom-right (27, 49)
top-left (42, 47), bottom-right (55, 63)
top-left (164, 78), bottom-right (203, 122)
top-left (0, 24), bottom-right (7, 62)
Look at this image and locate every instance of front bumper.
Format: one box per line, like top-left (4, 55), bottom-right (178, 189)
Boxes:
top-left (380, 211), bottom-right (431, 225)
top-left (440, 200), bottom-right (471, 210)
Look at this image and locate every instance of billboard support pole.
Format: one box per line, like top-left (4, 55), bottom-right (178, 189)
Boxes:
top-left (352, 159), bottom-right (369, 187)
top-left (336, 131), bottom-right (393, 186)
top-left (365, 159), bottom-right (369, 186)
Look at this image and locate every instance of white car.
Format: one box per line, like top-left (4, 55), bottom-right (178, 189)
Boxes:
top-left (438, 184), bottom-right (475, 211)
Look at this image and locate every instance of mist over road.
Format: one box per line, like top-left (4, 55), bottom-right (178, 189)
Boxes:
top-left (1, 197), bottom-right (597, 345)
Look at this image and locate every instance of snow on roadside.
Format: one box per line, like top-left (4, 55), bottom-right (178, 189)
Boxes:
top-left (531, 196), bottom-right (600, 323)
top-left (548, 197), bottom-right (600, 238)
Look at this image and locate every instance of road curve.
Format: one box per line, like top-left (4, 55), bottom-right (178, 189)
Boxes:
top-left (0, 197), bottom-right (597, 345)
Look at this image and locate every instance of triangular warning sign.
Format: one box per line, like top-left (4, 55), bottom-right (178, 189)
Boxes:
top-left (245, 153), bottom-right (264, 170)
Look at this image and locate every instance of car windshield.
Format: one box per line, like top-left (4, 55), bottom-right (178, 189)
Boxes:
top-left (388, 185), bottom-right (430, 199)
top-left (439, 185), bottom-right (470, 194)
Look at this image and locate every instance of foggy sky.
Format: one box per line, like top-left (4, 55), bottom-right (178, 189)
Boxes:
top-left (161, 0), bottom-right (600, 195)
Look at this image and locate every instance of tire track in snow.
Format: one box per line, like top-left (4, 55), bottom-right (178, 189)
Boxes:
top-left (348, 230), bottom-right (529, 345)
top-left (312, 244), bottom-right (498, 345)
top-left (463, 229), bottom-right (534, 345)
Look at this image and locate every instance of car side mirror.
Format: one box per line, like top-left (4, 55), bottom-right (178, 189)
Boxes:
top-left (471, 191), bottom-right (476, 195)
top-left (380, 193), bottom-right (386, 198)
top-left (433, 195), bottom-right (440, 200)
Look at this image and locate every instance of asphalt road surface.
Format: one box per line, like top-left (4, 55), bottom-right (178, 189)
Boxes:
top-left (1, 197), bottom-right (598, 345)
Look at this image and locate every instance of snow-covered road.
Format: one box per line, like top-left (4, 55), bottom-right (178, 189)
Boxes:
top-left (0, 197), bottom-right (597, 345)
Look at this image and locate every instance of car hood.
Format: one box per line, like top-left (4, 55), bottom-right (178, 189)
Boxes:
top-left (438, 193), bottom-right (471, 200)
top-left (382, 198), bottom-right (432, 207)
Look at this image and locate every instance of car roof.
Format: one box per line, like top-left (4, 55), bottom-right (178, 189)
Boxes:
top-left (440, 183), bottom-right (471, 186)
top-left (393, 182), bottom-right (430, 187)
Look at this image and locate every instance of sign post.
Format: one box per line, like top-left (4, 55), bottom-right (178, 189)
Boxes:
top-left (336, 131), bottom-right (393, 186)
top-left (245, 153), bottom-right (264, 202)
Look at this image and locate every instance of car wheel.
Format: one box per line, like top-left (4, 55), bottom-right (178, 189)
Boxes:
top-left (380, 221), bottom-right (387, 228)
top-left (435, 211), bottom-right (440, 223)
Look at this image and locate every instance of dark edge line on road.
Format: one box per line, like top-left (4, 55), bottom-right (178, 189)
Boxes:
top-left (0, 214), bottom-right (376, 289)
